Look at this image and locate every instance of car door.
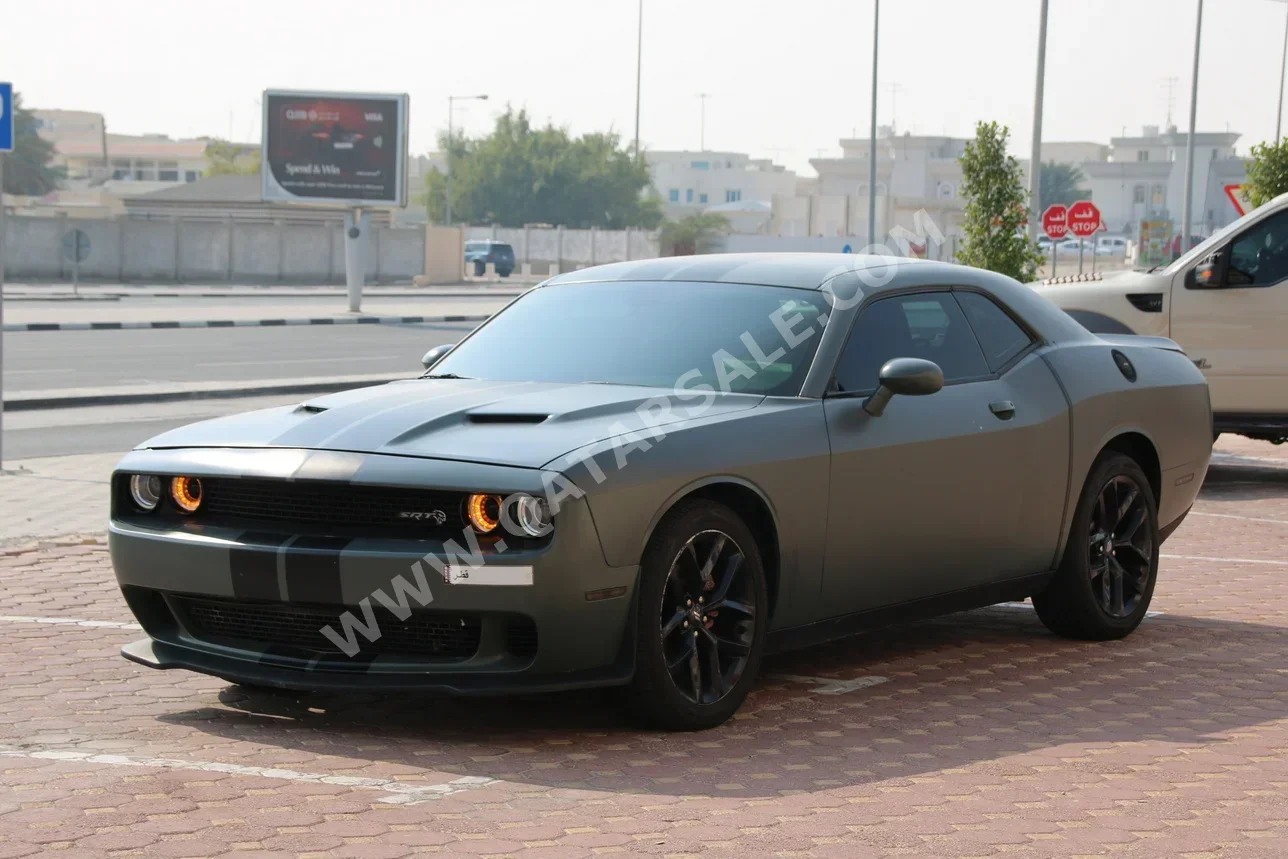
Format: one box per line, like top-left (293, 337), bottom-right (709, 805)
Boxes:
top-left (820, 289), bottom-right (1069, 616)
top-left (1170, 208), bottom-right (1288, 416)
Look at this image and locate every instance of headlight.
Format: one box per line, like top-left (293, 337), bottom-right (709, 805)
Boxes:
top-left (510, 494), bottom-right (553, 537)
top-left (170, 476), bottom-right (203, 513)
top-left (129, 475), bottom-right (164, 511)
top-left (466, 493), bottom-right (501, 533)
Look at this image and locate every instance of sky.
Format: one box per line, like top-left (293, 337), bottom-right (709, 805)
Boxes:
top-left (5, 0), bottom-right (1287, 176)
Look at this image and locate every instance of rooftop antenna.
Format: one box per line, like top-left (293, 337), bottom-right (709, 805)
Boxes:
top-left (885, 82), bottom-right (904, 133)
top-left (1162, 75), bottom-right (1179, 128)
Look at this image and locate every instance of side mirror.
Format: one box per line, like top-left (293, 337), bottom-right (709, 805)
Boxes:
top-left (421, 343), bottom-right (455, 370)
top-left (863, 358), bottom-right (944, 417)
top-left (1187, 253), bottom-right (1222, 289)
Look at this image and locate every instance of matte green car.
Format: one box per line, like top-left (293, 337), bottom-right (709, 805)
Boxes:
top-left (111, 254), bottom-right (1213, 730)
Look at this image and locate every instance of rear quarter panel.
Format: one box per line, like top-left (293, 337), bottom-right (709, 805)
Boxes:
top-left (1043, 340), bottom-right (1211, 559)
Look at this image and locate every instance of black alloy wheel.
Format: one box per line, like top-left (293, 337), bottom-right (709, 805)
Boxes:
top-left (1087, 475), bottom-right (1153, 618)
top-left (658, 529), bottom-right (757, 705)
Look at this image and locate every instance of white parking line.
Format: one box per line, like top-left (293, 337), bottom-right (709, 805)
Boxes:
top-left (0, 615), bottom-right (142, 630)
top-left (1161, 553), bottom-right (1288, 567)
top-left (0, 746), bottom-right (496, 805)
top-left (1190, 511), bottom-right (1288, 526)
top-left (769, 674), bottom-right (890, 695)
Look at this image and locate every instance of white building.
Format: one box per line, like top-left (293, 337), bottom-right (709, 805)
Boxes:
top-left (646, 150), bottom-right (797, 223)
top-left (1080, 125), bottom-right (1246, 237)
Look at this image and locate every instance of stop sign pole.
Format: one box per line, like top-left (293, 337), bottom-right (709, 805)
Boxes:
top-left (1067, 200), bottom-right (1102, 276)
top-left (1041, 204), bottom-right (1069, 279)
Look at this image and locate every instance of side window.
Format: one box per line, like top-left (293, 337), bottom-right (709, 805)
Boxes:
top-left (1226, 210), bottom-right (1288, 287)
top-left (833, 292), bottom-right (989, 393)
top-left (955, 292), bottom-right (1035, 373)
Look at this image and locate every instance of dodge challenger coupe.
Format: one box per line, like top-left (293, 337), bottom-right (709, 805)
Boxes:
top-left (111, 254), bottom-right (1213, 730)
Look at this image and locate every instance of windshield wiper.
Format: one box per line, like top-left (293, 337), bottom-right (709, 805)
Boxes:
top-left (420, 373), bottom-right (473, 380)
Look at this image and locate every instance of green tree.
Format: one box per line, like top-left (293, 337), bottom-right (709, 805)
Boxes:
top-left (1038, 161), bottom-right (1089, 209)
top-left (658, 212), bottom-right (730, 255)
top-left (0, 91), bottom-right (64, 195)
top-left (202, 138), bottom-right (260, 176)
top-left (423, 107), bottom-right (662, 229)
top-left (957, 121), bottom-right (1045, 281)
top-left (1245, 139), bottom-right (1288, 209)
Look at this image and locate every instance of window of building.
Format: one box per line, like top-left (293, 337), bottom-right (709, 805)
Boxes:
top-left (698, 193), bottom-right (708, 204)
top-left (832, 292), bottom-right (989, 394)
top-left (686, 188), bottom-right (694, 203)
top-left (690, 160), bottom-right (709, 170)
top-left (1133, 184), bottom-right (1146, 204)
top-left (185, 170), bottom-right (200, 182)
top-left (1136, 150), bottom-right (1149, 162)
top-left (1151, 184), bottom-right (1165, 206)
top-left (668, 188), bottom-right (680, 202)
top-left (158, 170), bottom-right (179, 181)
top-left (725, 189), bottom-right (741, 203)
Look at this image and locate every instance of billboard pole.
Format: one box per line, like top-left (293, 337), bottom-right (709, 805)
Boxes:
top-left (345, 208), bottom-right (366, 313)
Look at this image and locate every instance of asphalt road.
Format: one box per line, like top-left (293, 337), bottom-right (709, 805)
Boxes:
top-left (3, 321), bottom-right (476, 392)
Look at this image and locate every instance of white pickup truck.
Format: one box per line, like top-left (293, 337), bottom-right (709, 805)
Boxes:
top-left (1037, 192), bottom-right (1288, 444)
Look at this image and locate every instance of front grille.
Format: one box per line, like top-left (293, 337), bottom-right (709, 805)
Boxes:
top-left (197, 477), bottom-right (467, 538)
top-left (505, 617), bottom-right (539, 660)
top-left (171, 596), bottom-right (482, 662)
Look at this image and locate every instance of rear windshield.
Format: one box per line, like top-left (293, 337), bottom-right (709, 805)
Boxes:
top-left (431, 281), bottom-right (829, 396)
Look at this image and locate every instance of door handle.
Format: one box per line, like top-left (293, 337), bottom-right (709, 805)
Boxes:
top-left (989, 400), bottom-right (1016, 420)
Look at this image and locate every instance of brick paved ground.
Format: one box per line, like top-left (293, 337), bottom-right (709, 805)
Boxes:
top-left (0, 438), bottom-right (1285, 858)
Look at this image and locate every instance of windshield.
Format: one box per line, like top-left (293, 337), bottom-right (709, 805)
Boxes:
top-left (431, 281), bottom-right (830, 396)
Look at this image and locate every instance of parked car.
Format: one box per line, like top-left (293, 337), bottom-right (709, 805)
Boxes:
top-left (1037, 191), bottom-right (1288, 444)
top-left (1057, 239), bottom-right (1095, 254)
top-left (111, 255), bottom-right (1212, 730)
top-left (465, 240), bottom-right (515, 277)
top-left (1095, 236), bottom-right (1129, 256)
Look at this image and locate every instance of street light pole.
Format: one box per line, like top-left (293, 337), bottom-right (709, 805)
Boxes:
top-left (445, 94), bottom-right (488, 226)
top-left (634, 0), bottom-right (643, 158)
top-left (1277, 0), bottom-right (1288, 143)
top-left (1027, 0), bottom-right (1049, 243)
top-left (697, 93), bottom-right (710, 151)
top-left (1180, 0), bottom-right (1203, 259)
top-left (867, 0), bottom-right (879, 248)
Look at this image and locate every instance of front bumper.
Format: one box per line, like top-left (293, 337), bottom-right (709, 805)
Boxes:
top-left (109, 457), bottom-right (639, 693)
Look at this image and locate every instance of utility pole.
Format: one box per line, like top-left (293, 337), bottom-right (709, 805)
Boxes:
top-left (634, 0), bottom-right (643, 158)
top-left (1180, 0), bottom-right (1204, 259)
top-left (1027, 0), bottom-right (1049, 243)
top-left (1277, 0), bottom-right (1288, 143)
top-left (867, 0), bottom-right (879, 248)
top-left (697, 93), bottom-right (710, 151)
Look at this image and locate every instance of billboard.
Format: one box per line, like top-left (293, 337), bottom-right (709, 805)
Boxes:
top-left (261, 89), bottom-right (409, 207)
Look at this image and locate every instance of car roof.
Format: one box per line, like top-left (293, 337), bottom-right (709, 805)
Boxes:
top-left (545, 252), bottom-right (950, 291)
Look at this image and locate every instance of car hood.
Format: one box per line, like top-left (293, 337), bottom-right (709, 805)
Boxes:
top-left (1029, 268), bottom-right (1170, 306)
top-left (138, 379), bottom-right (764, 469)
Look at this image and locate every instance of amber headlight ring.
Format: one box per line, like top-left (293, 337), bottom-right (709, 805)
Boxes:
top-left (170, 476), bottom-right (204, 513)
top-left (465, 493), bottom-right (502, 534)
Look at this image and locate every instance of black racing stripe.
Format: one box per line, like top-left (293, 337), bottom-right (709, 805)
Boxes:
top-left (284, 537), bottom-right (351, 605)
top-left (230, 532), bottom-right (292, 601)
top-left (90, 322), bottom-right (124, 330)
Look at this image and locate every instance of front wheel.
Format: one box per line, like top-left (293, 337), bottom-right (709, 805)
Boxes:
top-left (1033, 452), bottom-right (1159, 640)
top-left (629, 500), bottom-right (767, 731)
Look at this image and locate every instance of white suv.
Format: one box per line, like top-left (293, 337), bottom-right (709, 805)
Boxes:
top-left (1036, 192), bottom-right (1288, 444)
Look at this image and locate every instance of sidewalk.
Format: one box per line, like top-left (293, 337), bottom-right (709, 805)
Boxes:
top-left (4, 281), bottom-right (531, 299)
top-left (2, 294), bottom-right (511, 331)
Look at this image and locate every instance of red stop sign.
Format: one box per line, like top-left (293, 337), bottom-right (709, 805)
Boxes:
top-left (1041, 205), bottom-right (1069, 239)
top-left (1067, 200), bottom-right (1102, 237)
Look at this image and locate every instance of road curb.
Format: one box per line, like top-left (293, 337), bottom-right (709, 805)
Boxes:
top-left (3, 313), bottom-right (494, 333)
top-left (5, 373), bottom-right (411, 411)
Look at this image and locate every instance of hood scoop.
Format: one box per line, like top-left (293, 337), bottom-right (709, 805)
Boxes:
top-left (466, 412), bottom-right (549, 425)
top-left (295, 403), bottom-right (329, 414)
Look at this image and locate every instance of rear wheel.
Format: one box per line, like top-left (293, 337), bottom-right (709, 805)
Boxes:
top-left (472, 260), bottom-right (485, 276)
top-left (629, 500), bottom-right (767, 731)
top-left (1033, 452), bottom-right (1158, 640)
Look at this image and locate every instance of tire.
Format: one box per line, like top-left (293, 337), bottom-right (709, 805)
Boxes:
top-left (628, 499), bottom-right (768, 731)
top-left (1033, 451), bottom-right (1159, 640)
top-left (472, 260), bottom-right (485, 277)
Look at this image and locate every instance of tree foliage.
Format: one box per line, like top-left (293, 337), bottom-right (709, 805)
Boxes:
top-left (423, 107), bottom-right (662, 229)
top-left (0, 91), bottom-right (64, 196)
top-left (658, 212), bottom-right (730, 255)
top-left (1245, 139), bottom-right (1288, 209)
top-left (202, 138), bottom-right (260, 177)
top-left (1038, 161), bottom-right (1089, 210)
top-left (957, 121), bottom-right (1045, 281)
